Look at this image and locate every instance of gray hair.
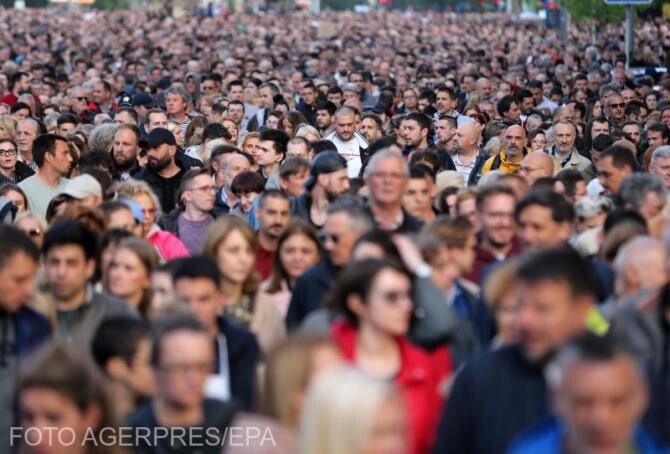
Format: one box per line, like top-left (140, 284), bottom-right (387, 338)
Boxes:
top-left (574, 196), bottom-right (612, 220)
top-left (326, 196), bottom-right (373, 233)
top-left (651, 145), bottom-right (670, 167)
top-left (614, 235), bottom-right (665, 277)
top-left (618, 173), bottom-right (668, 211)
top-left (363, 149), bottom-right (408, 178)
top-left (165, 86), bottom-right (192, 105)
top-left (88, 123), bottom-right (119, 153)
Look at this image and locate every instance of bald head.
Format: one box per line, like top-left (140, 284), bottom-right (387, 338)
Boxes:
top-left (456, 123), bottom-right (481, 153)
top-left (520, 152), bottom-right (556, 184)
top-left (504, 125), bottom-right (526, 157)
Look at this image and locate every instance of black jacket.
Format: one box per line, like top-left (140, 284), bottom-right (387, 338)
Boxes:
top-left (217, 316), bottom-right (260, 411)
top-left (296, 100), bottom-right (317, 127)
top-left (0, 160), bottom-right (34, 186)
top-left (213, 187), bottom-right (231, 217)
top-left (133, 153), bottom-right (200, 212)
top-left (431, 345), bottom-right (548, 454)
top-left (286, 260), bottom-right (337, 330)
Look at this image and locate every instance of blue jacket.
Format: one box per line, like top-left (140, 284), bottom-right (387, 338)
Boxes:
top-left (509, 418), bottom-right (669, 454)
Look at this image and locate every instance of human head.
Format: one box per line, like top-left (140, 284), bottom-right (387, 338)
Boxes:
top-left (321, 197), bottom-right (373, 266)
top-left (114, 179), bottom-right (162, 235)
top-left (112, 124), bottom-right (141, 172)
top-left (476, 184), bottom-right (517, 251)
top-left (613, 236), bottom-right (667, 297)
top-left (140, 128), bottom-right (178, 174)
top-left (553, 120), bottom-right (577, 157)
top-left (257, 128), bottom-right (289, 170)
top-left (305, 151), bottom-right (350, 199)
top-left (230, 171), bottom-right (265, 213)
top-left (618, 173), bottom-right (667, 223)
top-left (515, 189), bottom-right (575, 251)
top-left (164, 86), bottom-right (191, 118)
top-left (497, 95), bottom-right (521, 122)
top-left (519, 152), bottom-right (555, 185)
top-left (257, 189), bottom-right (291, 242)
top-left (516, 247), bottom-right (599, 362)
top-left (400, 112), bottom-right (431, 150)
top-left (503, 125), bottom-right (526, 157)
top-left (402, 164), bottom-right (435, 221)
top-left (179, 168), bottom-right (216, 213)
top-left (107, 237), bottom-right (159, 316)
top-left (596, 145), bottom-right (639, 195)
top-left (650, 145), bottom-right (670, 190)
top-left (0, 225), bottom-right (39, 312)
top-left (334, 106), bottom-right (356, 141)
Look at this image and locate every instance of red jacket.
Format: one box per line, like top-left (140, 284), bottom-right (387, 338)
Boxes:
top-left (331, 321), bottom-right (451, 454)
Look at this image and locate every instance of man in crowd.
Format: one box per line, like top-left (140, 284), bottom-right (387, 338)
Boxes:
top-left (324, 106), bottom-right (368, 178)
top-left (16, 117), bottom-right (40, 171)
top-left (111, 124), bottom-right (142, 181)
top-left (255, 190), bottom-right (290, 279)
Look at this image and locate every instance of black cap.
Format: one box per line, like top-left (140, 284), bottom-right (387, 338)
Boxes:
top-left (139, 128), bottom-right (176, 149)
top-left (304, 151), bottom-right (348, 190)
top-left (131, 92), bottom-right (156, 108)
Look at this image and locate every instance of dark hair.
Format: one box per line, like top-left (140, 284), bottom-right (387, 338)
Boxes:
top-left (592, 134), bottom-right (614, 152)
top-left (92, 316), bottom-right (150, 368)
top-left (0, 183), bottom-right (28, 211)
top-left (172, 255), bottom-right (221, 288)
top-left (0, 225), bottom-right (39, 269)
top-left (266, 219), bottom-right (320, 294)
top-left (231, 170), bottom-right (265, 196)
top-left (647, 122), bottom-right (670, 140)
top-left (43, 220), bottom-right (98, 261)
top-left (367, 135), bottom-right (400, 156)
top-left (316, 100), bottom-right (337, 116)
top-left (353, 228), bottom-right (403, 262)
top-left (114, 106), bottom-right (138, 124)
top-left (279, 157), bottom-right (310, 179)
top-left (556, 169), bottom-right (585, 200)
top-left (32, 133), bottom-right (68, 168)
top-left (259, 188), bottom-right (289, 209)
top-left (403, 112), bottom-right (432, 131)
top-left (517, 246), bottom-right (600, 299)
top-left (259, 128), bottom-right (290, 157)
top-left (361, 113), bottom-right (384, 132)
top-left (9, 72), bottom-right (28, 91)
top-left (11, 102), bottom-right (31, 115)
top-left (515, 189), bottom-right (575, 224)
top-left (602, 208), bottom-right (648, 234)
top-left (600, 145), bottom-right (640, 171)
top-left (78, 149), bottom-right (114, 173)
top-left (327, 258), bottom-right (410, 326)
top-left (150, 313), bottom-right (208, 367)
top-left (409, 150), bottom-right (440, 174)
top-left (408, 162), bottom-right (436, 182)
top-left (310, 139), bottom-right (338, 156)
top-left (497, 95), bottom-right (517, 117)
top-left (475, 184), bottom-right (516, 211)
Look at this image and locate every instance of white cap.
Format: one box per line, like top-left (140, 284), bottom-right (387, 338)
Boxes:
top-left (62, 174), bottom-right (102, 200)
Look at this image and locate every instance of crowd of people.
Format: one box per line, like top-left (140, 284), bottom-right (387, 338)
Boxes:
top-left (0, 5), bottom-right (669, 454)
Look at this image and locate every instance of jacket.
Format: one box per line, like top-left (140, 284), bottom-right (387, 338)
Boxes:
top-left (296, 100), bottom-right (317, 127)
top-left (467, 153), bottom-right (490, 187)
top-left (285, 260), bottom-right (336, 330)
top-left (552, 146), bottom-right (593, 178)
top-left (133, 152), bottom-right (201, 212)
top-left (213, 186), bottom-right (231, 217)
top-left (217, 316), bottom-right (260, 411)
top-left (481, 148), bottom-right (528, 175)
top-left (509, 418), bottom-right (668, 454)
top-left (147, 228), bottom-right (190, 261)
top-left (0, 307), bottom-right (51, 450)
top-left (431, 344), bottom-right (549, 454)
top-left (0, 160), bottom-right (35, 186)
top-left (332, 321), bottom-right (450, 454)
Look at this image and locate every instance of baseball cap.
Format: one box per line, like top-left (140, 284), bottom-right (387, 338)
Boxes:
top-left (131, 92), bottom-right (156, 108)
top-left (62, 174), bottom-right (102, 200)
top-left (139, 128), bottom-right (176, 149)
top-left (304, 151), bottom-right (348, 190)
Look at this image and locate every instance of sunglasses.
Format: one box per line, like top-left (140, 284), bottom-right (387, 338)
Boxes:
top-left (609, 103), bottom-right (625, 109)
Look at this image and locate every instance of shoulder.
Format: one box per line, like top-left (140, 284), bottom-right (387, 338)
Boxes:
top-left (508, 418), bottom-right (563, 454)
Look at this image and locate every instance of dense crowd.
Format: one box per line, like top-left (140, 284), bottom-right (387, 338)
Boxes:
top-left (0, 5), bottom-right (669, 454)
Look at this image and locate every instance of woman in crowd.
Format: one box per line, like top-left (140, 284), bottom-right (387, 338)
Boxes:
top-left (279, 111), bottom-right (307, 138)
top-left (0, 115), bottom-right (17, 140)
top-left (262, 219), bottom-right (321, 317)
top-left (327, 258), bottom-right (449, 454)
top-left (203, 215), bottom-right (286, 353)
top-left (527, 128), bottom-right (548, 153)
top-left (17, 342), bottom-right (122, 454)
top-left (114, 179), bottom-right (189, 260)
top-left (14, 212), bottom-right (47, 249)
top-left (105, 236), bottom-right (159, 318)
top-left (239, 131), bottom-right (260, 162)
top-left (0, 182), bottom-right (28, 212)
top-left (298, 367), bottom-right (408, 454)
top-left (483, 258), bottom-right (521, 348)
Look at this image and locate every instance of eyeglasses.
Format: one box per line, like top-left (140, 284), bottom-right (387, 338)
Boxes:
top-left (141, 208), bottom-right (157, 216)
top-left (187, 185), bottom-right (215, 193)
top-left (609, 103), bottom-right (625, 109)
top-left (76, 97), bottom-right (88, 102)
top-left (373, 290), bottom-right (412, 305)
top-left (318, 231), bottom-right (341, 245)
top-left (0, 149), bottom-right (17, 156)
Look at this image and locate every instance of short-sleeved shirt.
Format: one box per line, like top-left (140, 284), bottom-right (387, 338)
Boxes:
top-left (18, 174), bottom-right (70, 217)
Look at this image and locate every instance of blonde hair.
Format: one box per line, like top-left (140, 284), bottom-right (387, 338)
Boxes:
top-left (262, 336), bottom-right (336, 431)
top-left (202, 215), bottom-right (260, 295)
top-left (0, 115), bottom-right (17, 138)
top-left (483, 258), bottom-right (520, 311)
top-left (298, 367), bottom-right (402, 454)
top-left (113, 179), bottom-right (162, 216)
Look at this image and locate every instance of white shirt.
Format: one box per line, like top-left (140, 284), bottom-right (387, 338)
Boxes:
top-left (325, 131), bottom-right (368, 178)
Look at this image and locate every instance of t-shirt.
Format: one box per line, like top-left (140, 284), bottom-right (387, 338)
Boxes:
top-left (18, 174), bottom-right (70, 217)
top-left (177, 214), bottom-right (213, 255)
top-left (326, 132), bottom-right (367, 178)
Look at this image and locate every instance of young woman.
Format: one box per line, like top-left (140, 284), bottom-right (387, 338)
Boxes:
top-left (328, 259), bottom-right (450, 454)
top-left (0, 182), bottom-right (28, 212)
top-left (106, 237), bottom-right (159, 318)
top-left (203, 216), bottom-right (286, 353)
top-left (298, 367), bottom-right (408, 454)
top-left (14, 212), bottom-right (47, 249)
top-left (261, 219), bottom-right (321, 317)
top-left (113, 179), bottom-right (189, 260)
top-left (527, 128), bottom-right (548, 153)
top-left (17, 342), bottom-right (122, 454)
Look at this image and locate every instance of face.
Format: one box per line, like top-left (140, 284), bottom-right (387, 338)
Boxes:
top-left (279, 233), bottom-right (320, 281)
top-left (436, 91), bottom-right (453, 114)
top-left (20, 388), bottom-right (100, 454)
top-left (222, 154), bottom-right (251, 189)
top-left (222, 120), bottom-right (238, 143)
top-left (259, 86), bottom-right (274, 109)
top-left (504, 126), bottom-right (526, 156)
top-left (335, 112), bottom-right (356, 141)
top-left (228, 84), bottom-right (243, 101)
top-left (479, 194), bottom-right (516, 248)
top-left (596, 156), bottom-right (629, 195)
top-left (147, 112), bottom-right (168, 131)
top-left (175, 277), bottom-right (222, 333)
top-left (321, 168), bottom-right (350, 199)
top-left (402, 177), bottom-right (432, 219)
top-left (457, 198), bottom-right (480, 232)
top-left (637, 190), bottom-right (665, 221)
top-left (147, 143), bottom-right (174, 172)
top-left (166, 93), bottom-right (187, 116)
top-left (355, 269), bottom-right (413, 336)
top-left (360, 118), bottom-right (381, 142)
top-left (650, 156), bottom-right (670, 189)
top-left (321, 212), bottom-right (360, 266)
top-left (16, 120), bottom-right (38, 153)
top-left (0, 252), bottom-right (37, 313)
top-left (620, 124), bottom-right (640, 145)
top-left (286, 142), bottom-right (310, 160)
top-left (133, 194), bottom-right (157, 233)
top-left (300, 87), bottom-right (317, 106)
top-left (57, 122), bottom-right (76, 137)
top-left (529, 133), bottom-right (547, 152)
top-left (647, 131), bottom-right (666, 151)
top-left (591, 121), bottom-right (609, 140)
top-left (607, 95), bottom-right (625, 120)
top-left (227, 103), bottom-right (245, 124)
top-left (516, 279), bottom-right (589, 361)
top-left (113, 129), bottom-right (139, 168)
top-left (316, 110), bottom-right (332, 130)
top-left (363, 395), bottom-right (408, 454)
top-left (435, 119), bottom-right (455, 144)
top-left (401, 119), bottom-right (426, 148)
top-left (93, 82), bottom-right (110, 104)
top-left (366, 157), bottom-right (407, 207)
top-left (216, 230), bottom-right (255, 284)
top-left (0, 140), bottom-right (17, 170)
top-left (282, 169), bottom-right (309, 197)
top-left (256, 140), bottom-right (282, 168)
top-left (504, 102), bottom-right (521, 122)
top-left (402, 90), bottom-right (418, 110)
top-left (107, 248), bottom-right (149, 304)
top-left (154, 331), bottom-right (213, 408)
top-left (518, 204), bottom-right (571, 251)
top-left (183, 174), bottom-right (216, 212)
top-left (520, 96), bottom-right (535, 115)
top-left (556, 358), bottom-right (647, 454)
top-left (239, 192), bottom-right (260, 213)
top-left (258, 196), bottom-right (290, 239)
top-left (554, 123), bottom-right (576, 156)
top-left (44, 245), bottom-right (94, 303)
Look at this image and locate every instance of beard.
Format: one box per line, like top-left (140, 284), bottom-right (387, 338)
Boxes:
top-left (507, 145), bottom-right (521, 157)
top-left (147, 155), bottom-right (171, 172)
top-left (325, 187), bottom-right (345, 202)
top-left (114, 153), bottom-right (137, 172)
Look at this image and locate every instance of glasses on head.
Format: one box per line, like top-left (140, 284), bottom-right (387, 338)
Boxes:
top-left (609, 103), bottom-right (625, 109)
top-left (0, 148), bottom-right (17, 157)
top-left (318, 231), bottom-right (341, 245)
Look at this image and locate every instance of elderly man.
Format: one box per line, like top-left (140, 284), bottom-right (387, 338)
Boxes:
top-left (612, 236), bottom-right (667, 303)
top-left (519, 151), bottom-right (556, 184)
top-left (550, 120), bottom-right (592, 178)
top-left (480, 125), bottom-right (527, 175)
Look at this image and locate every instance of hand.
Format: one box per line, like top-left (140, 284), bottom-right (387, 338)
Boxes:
top-left (391, 234), bottom-right (426, 273)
